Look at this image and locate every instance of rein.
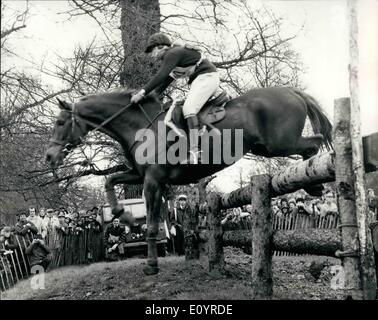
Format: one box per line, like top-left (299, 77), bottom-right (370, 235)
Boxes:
top-left (50, 99), bottom-right (166, 155)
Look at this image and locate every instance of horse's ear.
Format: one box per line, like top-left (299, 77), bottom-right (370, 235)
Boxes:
top-left (57, 98), bottom-right (72, 111)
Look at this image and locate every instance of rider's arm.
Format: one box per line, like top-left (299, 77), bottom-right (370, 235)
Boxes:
top-left (143, 51), bottom-right (181, 95)
top-left (153, 76), bottom-right (174, 97)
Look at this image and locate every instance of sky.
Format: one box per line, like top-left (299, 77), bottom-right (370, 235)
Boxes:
top-left (3, 0), bottom-right (378, 192)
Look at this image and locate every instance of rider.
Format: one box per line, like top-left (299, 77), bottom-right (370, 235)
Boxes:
top-left (130, 32), bottom-right (220, 164)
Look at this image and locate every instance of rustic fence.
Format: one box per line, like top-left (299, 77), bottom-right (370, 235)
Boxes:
top-left (197, 97), bottom-right (378, 300)
top-left (0, 228), bottom-right (103, 292)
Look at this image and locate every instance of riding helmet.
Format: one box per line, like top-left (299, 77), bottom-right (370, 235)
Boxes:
top-left (145, 32), bottom-right (172, 53)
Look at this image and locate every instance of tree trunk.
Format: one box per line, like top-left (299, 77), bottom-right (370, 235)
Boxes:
top-left (119, 0), bottom-right (161, 88)
top-left (119, 0), bottom-right (161, 196)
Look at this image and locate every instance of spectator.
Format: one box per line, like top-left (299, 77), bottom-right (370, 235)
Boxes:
top-left (288, 199), bottom-right (297, 214)
top-left (83, 210), bottom-right (93, 228)
top-left (318, 191), bottom-right (338, 218)
top-left (46, 208), bottom-right (59, 232)
top-left (221, 209), bottom-right (240, 230)
top-left (56, 212), bottom-right (68, 235)
top-left (168, 194), bottom-right (188, 256)
top-left (280, 206), bottom-right (290, 218)
top-left (76, 216), bottom-right (86, 232)
top-left (279, 198), bottom-right (289, 211)
top-left (54, 209), bottom-right (60, 218)
top-left (71, 211), bottom-right (79, 223)
top-left (296, 198), bottom-right (311, 216)
top-left (239, 206), bottom-right (252, 229)
top-left (15, 211), bottom-right (38, 236)
top-left (88, 213), bottom-right (103, 232)
top-left (39, 208), bottom-right (49, 239)
top-left (64, 214), bottom-right (71, 226)
top-left (367, 188), bottom-right (375, 200)
top-left (1, 226), bottom-right (18, 251)
top-left (91, 206), bottom-right (102, 224)
top-left (25, 234), bottom-right (51, 272)
top-left (27, 206), bottom-right (47, 237)
top-left (104, 218), bottom-right (126, 261)
top-left (272, 205), bottom-right (281, 217)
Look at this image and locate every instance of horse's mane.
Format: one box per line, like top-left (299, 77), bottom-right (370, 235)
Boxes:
top-left (78, 88), bottom-right (161, 105)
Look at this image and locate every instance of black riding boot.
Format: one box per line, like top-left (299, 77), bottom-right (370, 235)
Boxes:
top-left (183, 115), bottom-right (202, 164)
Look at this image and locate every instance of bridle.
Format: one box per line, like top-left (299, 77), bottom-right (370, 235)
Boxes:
top-left (49, 103), bottom-right (92, 153)
top-left (49, 99), bottom-right (166, 155)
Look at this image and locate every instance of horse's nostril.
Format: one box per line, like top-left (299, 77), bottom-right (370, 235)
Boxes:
top-left (46, 154), bottom-right (51, 163)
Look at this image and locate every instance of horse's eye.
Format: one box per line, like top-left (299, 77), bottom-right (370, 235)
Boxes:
top-left (57, 120), bottom-right (64, 126)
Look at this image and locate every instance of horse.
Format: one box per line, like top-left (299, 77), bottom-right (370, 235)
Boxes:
top-left (45, 86), bottom-right (332, 275)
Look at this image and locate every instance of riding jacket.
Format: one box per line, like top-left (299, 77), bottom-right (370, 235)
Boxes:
top-left (143, 46), bottom-right (217, 96)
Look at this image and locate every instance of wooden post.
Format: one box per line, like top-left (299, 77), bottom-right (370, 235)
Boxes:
top-left (184, 203), bottom-right (200, 260)
top-left (347, 0), bottom-right (377, 299)
top-left (251, 174), bottom-right (273, 299)
top-left (206, 192), bottom-right (224, 273)
top-left (334, 97), bottom-right (363, 299)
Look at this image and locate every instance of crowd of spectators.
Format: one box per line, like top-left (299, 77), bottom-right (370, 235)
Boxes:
top-left (218, 189), bottom-right (377, 232)
top-left (0, 206), bottom-right (103, 274)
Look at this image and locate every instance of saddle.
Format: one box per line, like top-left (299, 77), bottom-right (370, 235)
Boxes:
top-left (166, 88), bottom-right (232, 134)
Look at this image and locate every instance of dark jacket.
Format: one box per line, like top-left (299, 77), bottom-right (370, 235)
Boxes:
top-left (169, 205), bottom-right (189, 228)
top-left (3, 233), bottom-right (18, 250)
top-left (104, 224), bottom-right (126, 247)
top-left (25, 241), bottom-right (51, 266)
top-left (86, 220), bottom-right (103, 233)
top-left (143, 46), bottom-right (217, 95)
top-left (15, 220), bottom-right (38, 236)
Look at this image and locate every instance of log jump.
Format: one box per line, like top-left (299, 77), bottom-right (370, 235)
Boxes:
top-left (202, 97), bottom-right (377, 300)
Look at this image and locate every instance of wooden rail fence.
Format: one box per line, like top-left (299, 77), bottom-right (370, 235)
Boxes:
top-left (0, 228), bottom-right (103, 292)
top-left (198, 97), bottom-right (378, 300)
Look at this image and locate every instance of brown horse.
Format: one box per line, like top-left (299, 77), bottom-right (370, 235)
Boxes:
top-left (45, 86), bottom-right (332, 275)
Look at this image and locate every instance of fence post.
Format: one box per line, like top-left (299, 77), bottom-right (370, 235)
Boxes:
top-left (347, 0), bottom-right (377, 300)
top-left (251, 174), bottom-right (273, 299)
top-left (184, 203), bottom-right (200, 260)
top-left (206, 192), bottom-right (224, 273)
top-left (334, 97), bottom-right (377, 299)
top-left (334, 97), bottom-right (363, 299)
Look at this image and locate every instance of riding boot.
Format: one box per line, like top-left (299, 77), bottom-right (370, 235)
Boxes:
top-left (182, 115), bottom-right (202, 164)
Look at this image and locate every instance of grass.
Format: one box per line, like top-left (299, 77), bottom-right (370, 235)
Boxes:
top-left (1, 249), bottom-right (344, 300)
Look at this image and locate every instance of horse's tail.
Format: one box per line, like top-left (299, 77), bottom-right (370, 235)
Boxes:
top-left (293, 89), bottom-right (333, 150)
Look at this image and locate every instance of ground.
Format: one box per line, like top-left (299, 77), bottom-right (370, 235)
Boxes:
top-left (1, 248), bottom-right (344, 300)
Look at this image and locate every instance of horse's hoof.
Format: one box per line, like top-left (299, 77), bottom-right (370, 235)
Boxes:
top-left (304, 184), bottom-right (324, 197)
top-left (143, 265), bottom-right (159, 276)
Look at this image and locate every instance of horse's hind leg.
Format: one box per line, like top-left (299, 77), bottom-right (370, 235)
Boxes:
top-left (295, 134), bottom-right (325, 196)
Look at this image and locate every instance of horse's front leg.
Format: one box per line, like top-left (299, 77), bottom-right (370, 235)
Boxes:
top-left (143, 176), bottom-right (163, 275)
top-left (105, 171), bottom-right (143, 218)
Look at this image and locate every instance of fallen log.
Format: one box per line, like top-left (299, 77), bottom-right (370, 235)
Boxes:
top-left (219, 138), bottom-right (377, 210)
top-left (199, 228), bottom-right (342, 257)
top-left (220, 152), bottom-right (335, 209)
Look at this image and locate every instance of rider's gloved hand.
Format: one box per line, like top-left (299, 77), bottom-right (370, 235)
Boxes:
top-left (131, 89), bottom-right (146, 104)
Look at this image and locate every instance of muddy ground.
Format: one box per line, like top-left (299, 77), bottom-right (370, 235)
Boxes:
top-left (2, 247), bottom-right (344, 300)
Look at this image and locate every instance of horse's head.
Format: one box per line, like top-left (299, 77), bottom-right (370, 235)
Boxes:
top-left (45, 98), bottom-right (88, 168)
